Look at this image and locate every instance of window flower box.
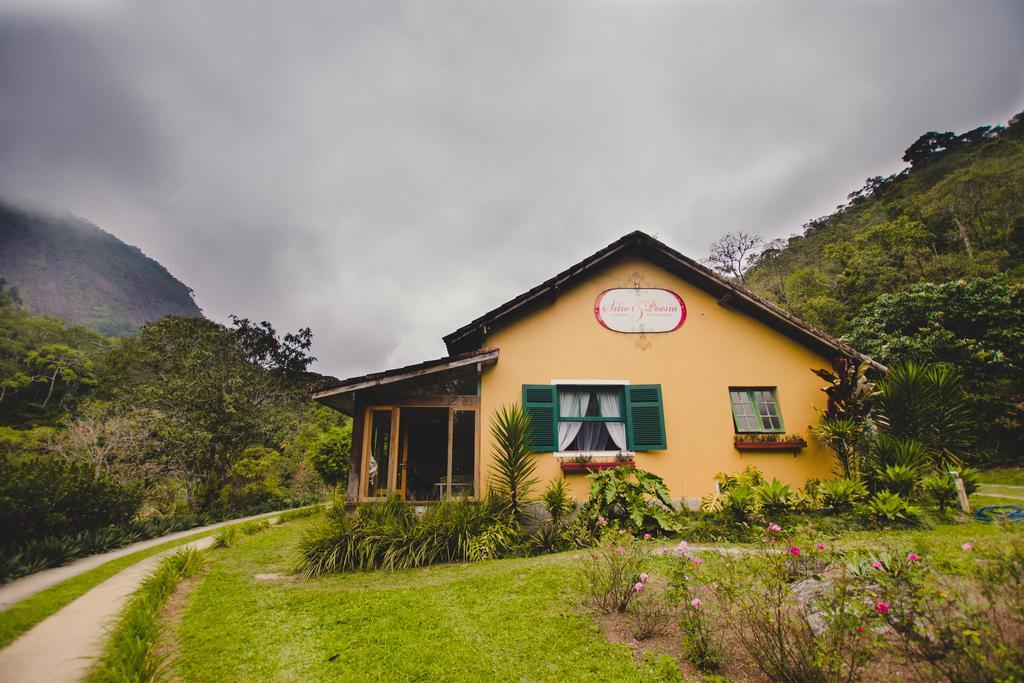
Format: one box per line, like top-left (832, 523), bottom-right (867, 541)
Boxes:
top-left (560, 459), bottom-right (635, 473)
top-left (733, 437), bottom-right (807, 452)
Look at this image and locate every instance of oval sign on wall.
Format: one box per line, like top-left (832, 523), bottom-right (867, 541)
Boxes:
top-left (594, 288), bottom-right (686, 333)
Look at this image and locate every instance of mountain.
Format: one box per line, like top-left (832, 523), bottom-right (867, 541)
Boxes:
top-left (743, 110), bottom-right (1024, 336)
top-left (0, 201), bottom-right (202, 336)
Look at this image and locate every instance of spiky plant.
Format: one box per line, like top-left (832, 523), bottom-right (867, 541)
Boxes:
top-left (814, 415), bottom-right (868, 479)
top-left (488, 403), bottom-right (538, 521)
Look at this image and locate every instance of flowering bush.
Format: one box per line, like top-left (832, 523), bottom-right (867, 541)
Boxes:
top-left (627, 573), bottom-right (671, 640)
top-left (578, 531), bottom-right (652, 613)
top-left (670, 544), bottom-right (723, 672)
top-left (713, 522), bottom-right (881, 682)
top-left (863, 538), bottom-right (1024, 681)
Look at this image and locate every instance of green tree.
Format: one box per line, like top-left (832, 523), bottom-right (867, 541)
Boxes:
top-left (309, 424), bottom-right (351, 488)
top-left (845, 277), bottom-right (1023, 458)
top-left (488, 403), bottom-right (537, 521)
top-left (100, 317), bottom-right (304, 509)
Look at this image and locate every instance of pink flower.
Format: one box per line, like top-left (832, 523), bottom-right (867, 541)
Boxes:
top-left (857, 626), bottom-right (865, 635)
top-left (690, 597), bottom-right (702, 609)
top-left (657, 547), bottom-right (668, 556)
top-left (871, 561), bottom-right (883, 570)
top-left (907, 552), bottom-right (919, 562)
top-left (962, 543), bottom-right (973, 552)
top-left (816, 542), bottom-right (826, 551)
top-left (639, 573), bottom-right (650, 583)
top-left (615, 546), bottom-right (625, 554)
top-left (767, 523), bottom-right (782, 532)
top-left (875, 601), bottom-right (890, 614)
top-left (643, 533), bottom-right (652, 540)
top-left (634, 582), bottom-right (645, 592)
top-left (674, 541), bottom-right (689, 557)
top-left (789, 546), bottom-right (801, 557)
top-left (692, 556), bottom-right (704, 566)
top-left (597, 515), bottom-right (606, 525)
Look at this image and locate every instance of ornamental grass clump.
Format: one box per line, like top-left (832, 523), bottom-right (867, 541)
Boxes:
top-left (293, 496), bottom-right (519, 577)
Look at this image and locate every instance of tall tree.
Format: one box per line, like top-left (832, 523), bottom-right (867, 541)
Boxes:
top-left (704, 232), bottom-right (765, 285)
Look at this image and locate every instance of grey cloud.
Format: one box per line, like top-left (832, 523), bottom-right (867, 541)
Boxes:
top-left (1, 0), bottom-right (1022, 377)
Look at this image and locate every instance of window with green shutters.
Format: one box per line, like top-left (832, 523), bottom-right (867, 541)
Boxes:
top-left (729, 388), bottom-right (784, 433)
top-left (521, 383), bottom-right (666, 452)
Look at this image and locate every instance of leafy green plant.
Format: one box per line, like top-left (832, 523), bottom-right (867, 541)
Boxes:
top-left (811, 356), bottom-right (877, 420)
top-left (584, 467), bottom-right (677, 535)
top-left (722, 486), bottom-right (756, 522)
top-left (540, 477), bottom-right (572, 524)
top-left (875, 464), bottom-right (921, 498)
top-left (864, 491), bottom-right (920, 526)
top-left (488, 404), bottom-right (538, 521)
top-left (714, 465), bottom-right (764, 493)
top-left (753, 479), bottom-right (793, 513)
top-left (921, 472), bottom-right (958, 511)
top-left (818, 478), bottom-right (867, 511)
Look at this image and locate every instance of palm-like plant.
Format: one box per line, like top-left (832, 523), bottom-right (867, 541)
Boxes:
top-left (489, 403), bottom-right (538, 521)
top-left (814, 415), bottom-right (868, 479)
top-left (874, 361), bottom-right (975, 468)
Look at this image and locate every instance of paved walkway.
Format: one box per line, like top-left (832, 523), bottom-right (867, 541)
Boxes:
top-left (977, 484), bottom-right (1024, 502)
top-left (0, 508), bottom-right (297, 612)
top-left (0, 507), bottom-right (305, 683)
top-left (0, 535), bottom-right (218, 683)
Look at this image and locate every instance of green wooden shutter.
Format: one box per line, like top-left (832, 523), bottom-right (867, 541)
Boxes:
top-left (626, 384), bottom-right (666, 451)
top-left (522, 384), bottom-right (558, 452)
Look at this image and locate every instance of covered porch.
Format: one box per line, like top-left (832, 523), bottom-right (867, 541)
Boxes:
top-left (312, 348), bottom-right (498, 503)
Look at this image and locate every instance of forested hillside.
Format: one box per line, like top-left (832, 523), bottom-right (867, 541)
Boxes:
top-left (728, 110), bottom-right (1024, 460)
top-left (744, 110), bottom-right (1024, 333)
top-left (0, 201), bottom-right (202, 336)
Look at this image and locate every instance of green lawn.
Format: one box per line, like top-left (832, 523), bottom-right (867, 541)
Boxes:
top-left (977, 467), bottom-right (1024, 487)
top-left (174, 519), bottom-right (676, 682)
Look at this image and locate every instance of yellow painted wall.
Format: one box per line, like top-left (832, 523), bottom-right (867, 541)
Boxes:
top-left (478, 256), bottom-right (836, 503)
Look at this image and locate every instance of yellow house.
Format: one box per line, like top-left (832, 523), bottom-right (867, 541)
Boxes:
top-left (314, 231), bottom-right (881, 507)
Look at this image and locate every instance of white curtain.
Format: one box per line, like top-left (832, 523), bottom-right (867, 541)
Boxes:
top-left (598, 391), bottom-right (628, 451)
top-left (558, 390), bottom-right (588, 451)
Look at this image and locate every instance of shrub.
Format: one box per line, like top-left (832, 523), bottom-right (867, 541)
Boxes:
top-left (864, 491), bottom-right (920, 526)
top-left (818, 478), bottom-right (867, 511)
top-left (753, 479), bottom-right (793, 513)
top-left (0, 457), bottom-right (142, 546)
top-left (627, 576), bottom-right (670, 640)
top-left (239, 519), bottom-right (270, 535)
top-left (540, 477), bottom-right (573, 524)
top-left (579, 533), bottom-right (649, 613)
top-left (714, 465), bottom-right (764, 492)
top-left (670, 546), bottom-right (723, 672)
top-left (584, 467), bottom-right (677, 535)
top-left (959, 467), bottom-right (980, 496)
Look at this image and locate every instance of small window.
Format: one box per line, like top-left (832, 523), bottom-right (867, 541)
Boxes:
top-left (729, 388), bottom-right (784, 433)
top-left (557, 387), bottom-right (627, 452)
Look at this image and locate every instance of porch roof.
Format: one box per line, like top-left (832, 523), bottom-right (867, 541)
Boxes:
top-left (311, 347), bottom-right (499, 414)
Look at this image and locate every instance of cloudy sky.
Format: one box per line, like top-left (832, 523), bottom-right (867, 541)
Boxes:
top-left (1, 1), bottom-right (1022, 378)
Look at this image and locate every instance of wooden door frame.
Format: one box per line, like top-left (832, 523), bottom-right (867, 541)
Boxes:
top-left (360, 404), bottom-right (480, 502)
